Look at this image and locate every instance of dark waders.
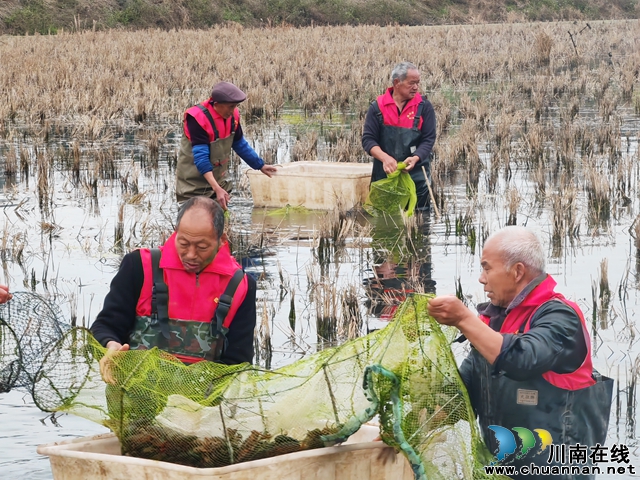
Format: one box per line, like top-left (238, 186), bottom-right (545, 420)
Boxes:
top-left (371, 101), bottom-right (430, 211)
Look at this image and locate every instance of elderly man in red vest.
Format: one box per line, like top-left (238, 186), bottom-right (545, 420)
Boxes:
top-left (362, 61), bottom-right (436, 212)
top-left (176, 82), bottom-right (277, 209)
top-left (428, 226), bottom-right (612, 479)
top-left (92, 196), bottom-right (256, 384)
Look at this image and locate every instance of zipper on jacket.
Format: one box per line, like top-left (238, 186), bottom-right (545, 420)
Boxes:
top-left (195, 272), bottom-right (200, 287)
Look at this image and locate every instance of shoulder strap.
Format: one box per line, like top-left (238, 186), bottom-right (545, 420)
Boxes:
top-left (196, 103), bottom-right (219, 140)
top-left (207, 269), bottom-right (245, 361)
top-left (230, 114), bottom-right (236, 135)
top-left (412, 101), bottom-right (424, 131)
top-left (371, 100), bottom-right (383, 126)
top-left (150, 248), bottom-right (170, 339)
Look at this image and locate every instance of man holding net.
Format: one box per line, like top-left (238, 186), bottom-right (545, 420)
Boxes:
top-left (362, 61), bottom-right (436, 212)
top-left (175, 81), bottom-right (278, 209)
top-left (91, 196), bottom-right (257, 383)
top-left (428, 226), bottom-right (612, 479)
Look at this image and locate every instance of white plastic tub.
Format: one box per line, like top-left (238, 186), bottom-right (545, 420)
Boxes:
top-left (247, 161), bottom-right (372, 210)
top-left (37, 425), bottom-right (413, 480)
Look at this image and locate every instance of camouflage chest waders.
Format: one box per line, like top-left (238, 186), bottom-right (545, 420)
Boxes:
top-left (128, 248), bottom-right (245, 363)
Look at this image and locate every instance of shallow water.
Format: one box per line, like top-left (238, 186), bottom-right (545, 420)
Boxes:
top-left (1, 109), bottom-right (640, 479)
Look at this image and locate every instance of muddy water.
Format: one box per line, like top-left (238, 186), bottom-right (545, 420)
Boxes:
top-left (1, 113), bottom-right (639, 479)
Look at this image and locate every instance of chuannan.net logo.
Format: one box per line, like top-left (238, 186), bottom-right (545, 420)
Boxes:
top-left (488, 425), bottom-right (553, 462)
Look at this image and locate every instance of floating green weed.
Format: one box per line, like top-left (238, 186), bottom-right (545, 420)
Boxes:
top-left (266, 205), bottom-right (313, 216)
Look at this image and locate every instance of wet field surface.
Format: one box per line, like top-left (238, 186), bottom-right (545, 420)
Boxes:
top-left (1, 104), bottom-right (640, 478)
top-left (2, 189), bottom-right (640, 478)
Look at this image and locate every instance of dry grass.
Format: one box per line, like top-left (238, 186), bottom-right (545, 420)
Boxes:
top-left (1, 23), bottom-right (637, 214)
top-left (550, 179), bottom-right (578, 257)
top-left (0, 20), bottom-right (638, 349)
top-left (0, 21), bottom-right (635, 124)
top-left (534, 31), bottom-right (554, 66)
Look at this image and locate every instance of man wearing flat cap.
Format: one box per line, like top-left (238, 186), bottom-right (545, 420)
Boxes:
top-left (176, 81), bottom-right (277, 209)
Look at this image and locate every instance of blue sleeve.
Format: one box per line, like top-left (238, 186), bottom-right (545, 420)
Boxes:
top-left (192, 144), bottom-right (212, 175)
top-left (232, 136), bottom-right (264, 170)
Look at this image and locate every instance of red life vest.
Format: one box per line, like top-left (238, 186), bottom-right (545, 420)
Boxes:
top-left (480, 275), bottom-right (595, 391)
top-left (183, 100), bottom-right (240, 143)
top-left (135, 232), bottom-right (248, 363)
top-left (376, 88), bottom-right (424, 130)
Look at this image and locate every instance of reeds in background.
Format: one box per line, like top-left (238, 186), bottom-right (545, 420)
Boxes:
top-left (0, 19), bottom-right (638, 373)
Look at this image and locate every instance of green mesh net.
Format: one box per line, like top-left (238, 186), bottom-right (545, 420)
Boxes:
top-left (365, 162), bottom-right (418, 216)
top-left (2, 292), bottom-right (505, 479)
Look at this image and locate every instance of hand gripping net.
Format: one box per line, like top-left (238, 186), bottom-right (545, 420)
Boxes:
top-left (365, 162), bottom-right (418, 216)
top-left (1, 292), bottom-right (504, 480)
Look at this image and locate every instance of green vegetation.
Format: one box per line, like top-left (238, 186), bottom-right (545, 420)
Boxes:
top-left (4, 0), bottom-right (56, 35)
top-left (0, 0), bottom-right (637, 34)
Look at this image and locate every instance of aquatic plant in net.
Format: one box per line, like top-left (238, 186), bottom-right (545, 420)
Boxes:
top-left (365, 162), bottom-right (418, 216)
top-left (1, 292), bottom-right (502, 479)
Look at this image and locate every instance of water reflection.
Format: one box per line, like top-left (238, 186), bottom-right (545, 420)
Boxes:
top-left (0, 97), bottom-right (639, 477)
top-left (364, 212), bottom-right (435, 321)
top-left (0, 171), bottom-right (17, 202)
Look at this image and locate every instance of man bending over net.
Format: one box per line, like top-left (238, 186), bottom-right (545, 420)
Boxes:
top-left (91, 196), bottom-right (257, 381)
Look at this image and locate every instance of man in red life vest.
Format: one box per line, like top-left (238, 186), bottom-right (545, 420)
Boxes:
top-left (362, 62), bottom-right (437, 212)
top-left (176, 82), bottom-right (277, 209)
top-left (92, 196), bottom-right (257, 383)
top-left (428, 226), bottom-right (612, 479)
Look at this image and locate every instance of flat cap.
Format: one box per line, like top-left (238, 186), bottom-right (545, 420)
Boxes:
top-left (210, 82), bottom-right (247, 103)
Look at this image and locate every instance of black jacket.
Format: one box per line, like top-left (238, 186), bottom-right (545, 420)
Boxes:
top-left (460, 297), bottom-right (612, 480)
top-left (90, 250), bottom-right (256, 365)
top-left (361, 98), bottom-right (436, 163)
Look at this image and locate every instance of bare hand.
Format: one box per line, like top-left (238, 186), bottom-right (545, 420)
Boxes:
top-left (99, 341), bottom-right (130, 384)
top-left (260, 165), bottom-right (278, 178)
top-left (0, 285), bottom-right (12, 304)
top-left (214, 187), bottom-right (231, 211)
top-left (403, 155), bottom-right (420, 172)
top-left (427, 295), bottom-right (474, 327)
top-left (382, 155), bottom-right (398, 175)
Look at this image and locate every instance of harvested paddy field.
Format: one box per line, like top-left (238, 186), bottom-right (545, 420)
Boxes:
top-left (0, 20), bottom-right (639, 478)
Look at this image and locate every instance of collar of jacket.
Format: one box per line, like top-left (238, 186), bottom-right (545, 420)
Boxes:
top-left (506, 272), bottom-right (550, 312)
top-left (381, 87), bottom-right (423, 110)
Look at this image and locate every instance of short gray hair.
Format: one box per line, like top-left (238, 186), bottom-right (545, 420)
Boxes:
top-left (176, 196), bottom-right (225, 240)
top-left (391, 62), bottom-right (418, 83)
top-left (486, 226), bottom-right (546, 274)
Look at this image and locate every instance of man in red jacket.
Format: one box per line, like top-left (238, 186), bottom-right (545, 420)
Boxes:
top-left (428, 226), bottom-right (612, 479)
top-left (362, 62), bottom-right (437, 212)
top-left (92, 196), bottom-right (256, 382)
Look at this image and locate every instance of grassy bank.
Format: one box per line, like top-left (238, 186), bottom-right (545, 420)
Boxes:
top-left (0, 0), bottom-right (638, 35)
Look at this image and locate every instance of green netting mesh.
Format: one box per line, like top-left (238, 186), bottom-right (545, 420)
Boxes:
top-left (2, 292), bottom-right (505, 479)
top-left (365, 162), bottom-right (418, 216)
